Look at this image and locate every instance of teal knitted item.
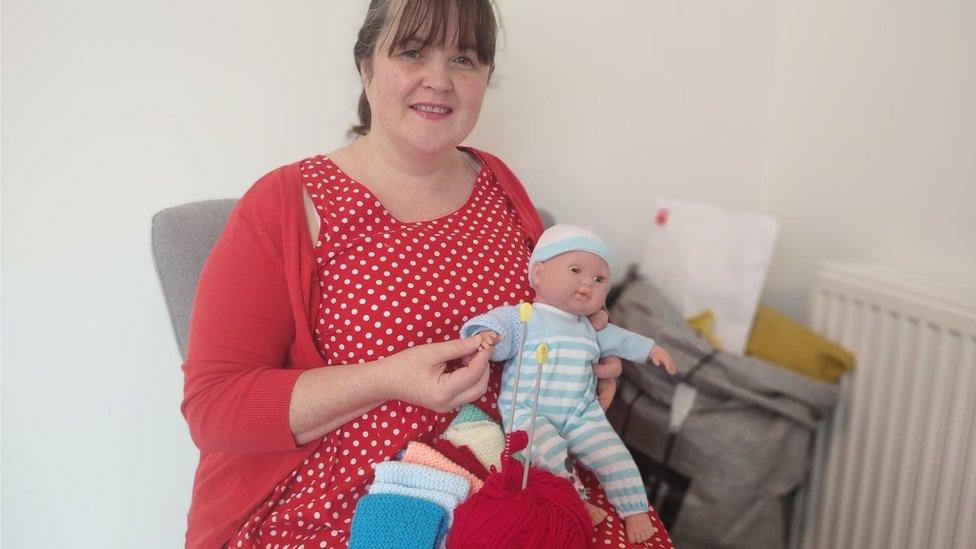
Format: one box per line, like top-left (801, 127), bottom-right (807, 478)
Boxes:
top-left (449, 403), bottom-right (493, 427)
top-left (349, 493), bottom-right (447, 549)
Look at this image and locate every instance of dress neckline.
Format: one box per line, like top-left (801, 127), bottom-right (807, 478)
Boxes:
top-left (320, 153), bottom-right (488, 226)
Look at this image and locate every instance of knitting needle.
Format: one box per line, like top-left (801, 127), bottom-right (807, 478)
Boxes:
top-left (522, 342), bottom-right (549, 490)
top-left (506, 302), bottom-right (534, 435)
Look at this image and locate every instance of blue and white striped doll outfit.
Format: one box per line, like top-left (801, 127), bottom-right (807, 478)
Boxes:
top-left (460, 302), bottom-right (655, 518)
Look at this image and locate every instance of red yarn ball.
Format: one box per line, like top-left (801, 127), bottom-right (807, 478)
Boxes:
top-left (446, 431), bottom-right (593, 549)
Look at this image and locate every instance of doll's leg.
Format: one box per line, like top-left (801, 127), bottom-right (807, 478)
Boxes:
top-left (511, 408), bottom-right (579, 480)
top-left (564, 403), bottom-right (655, 542)
top-left (512, 408), bottom-right (607, 525)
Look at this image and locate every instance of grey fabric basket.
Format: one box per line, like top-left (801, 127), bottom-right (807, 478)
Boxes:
top-left (606, 276), bottom-right (838, 549)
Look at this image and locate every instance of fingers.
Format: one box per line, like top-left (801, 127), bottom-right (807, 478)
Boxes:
top-left (442, 344), bottom-right (491, 394)
top-left (432, 336), bottom-right (485, 362)
top-left (451, 354), bottom-right (492, 408)
top-left (592, 356), bottom-right (623, 379)
top-left (652, 355), bottom-right (676, 374)
top-left (586, 308), bottom-right (610, 331)
top-left (432, 346), bottom-right (491, 412)
top-left (597, 377), bottom-right (617, 411)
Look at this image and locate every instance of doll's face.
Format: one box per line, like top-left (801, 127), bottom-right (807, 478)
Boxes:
top-left (531, 250), bottom-right (610, 316)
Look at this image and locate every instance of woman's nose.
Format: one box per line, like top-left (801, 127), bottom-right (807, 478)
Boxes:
top-left (422, 62), bottom-right (452, 93)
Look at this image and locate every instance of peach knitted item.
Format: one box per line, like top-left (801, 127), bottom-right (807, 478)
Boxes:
top-left (402, 442), bottom-right (485, 494)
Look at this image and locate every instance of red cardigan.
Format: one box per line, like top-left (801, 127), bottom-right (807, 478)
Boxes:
top-left (181, 149), bottom-right (541, 548)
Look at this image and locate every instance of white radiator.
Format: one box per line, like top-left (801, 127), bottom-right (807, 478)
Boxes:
top-left (794, 262), bottom-right (976, 549)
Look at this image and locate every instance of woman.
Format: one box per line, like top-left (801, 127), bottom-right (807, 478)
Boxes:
top-left (181, 1), bottom-right (672, 547)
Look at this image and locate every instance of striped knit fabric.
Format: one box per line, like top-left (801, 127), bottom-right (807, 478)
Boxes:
top-left (401, 442), bottom-right (485, 493)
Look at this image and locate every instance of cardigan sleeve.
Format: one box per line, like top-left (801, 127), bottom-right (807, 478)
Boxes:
top-left (181, 171), bottom-right (306, 454)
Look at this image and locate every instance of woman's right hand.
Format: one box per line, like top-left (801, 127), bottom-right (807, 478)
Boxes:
top-left (383, 336), bottom-right (494, 413)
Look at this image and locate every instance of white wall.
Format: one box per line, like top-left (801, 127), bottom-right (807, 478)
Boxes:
top-left (2, 2), bottom-right (366, 546)
top-left (2, 0), bottom-right (973, 546)
top-left (758, 0), bottom-right (976, 319)
top-left (473, 0), bottom-right (783, 282)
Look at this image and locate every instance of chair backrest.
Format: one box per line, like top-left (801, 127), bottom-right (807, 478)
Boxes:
top-left (151, 199), bottom-right (237, 359)
top-left (151, 199), bottom-right (554, 360)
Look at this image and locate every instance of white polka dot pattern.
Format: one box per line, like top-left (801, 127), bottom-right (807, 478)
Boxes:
top-left (230, 156), bottom-right (534, 548)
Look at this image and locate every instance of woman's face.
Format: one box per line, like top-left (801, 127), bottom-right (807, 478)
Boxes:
top-left (363, 15), bottom-right (491, 157)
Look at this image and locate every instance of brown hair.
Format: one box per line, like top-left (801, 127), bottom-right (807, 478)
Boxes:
top-left (350, 0), bottom-right (498, 137)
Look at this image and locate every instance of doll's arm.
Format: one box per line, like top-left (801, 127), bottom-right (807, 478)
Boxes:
top-left (596, 324), bottom-right (677, 375)
top-left (595, 323), bottom-right (654, 363)
top-left (592, 324), bottom-right (670, 374)
top-left (460, 306), bottom-right (520, 362)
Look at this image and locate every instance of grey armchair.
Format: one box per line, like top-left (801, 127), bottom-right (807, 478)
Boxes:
top-left (151, 199), bottom-right (237, 359)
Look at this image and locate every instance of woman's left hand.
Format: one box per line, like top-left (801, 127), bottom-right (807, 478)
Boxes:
top-left (593, 356), bottom-right (622, 411)
top-left (587, 308), bottom-right (610, 331)
top-left (587, 308), bottom-right (621, 410)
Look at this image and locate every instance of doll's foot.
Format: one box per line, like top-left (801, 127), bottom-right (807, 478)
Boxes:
top-left (584, 502), bottom-right (607, 526)
top-left (624, 513), bottom-right (657, 543)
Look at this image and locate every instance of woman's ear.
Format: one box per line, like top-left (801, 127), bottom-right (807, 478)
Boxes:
top-left (358, 59), bottom-right (372, 88)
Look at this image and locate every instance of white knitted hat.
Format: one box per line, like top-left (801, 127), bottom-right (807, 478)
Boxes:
top-left (528, 224), bottom-right (612, 285)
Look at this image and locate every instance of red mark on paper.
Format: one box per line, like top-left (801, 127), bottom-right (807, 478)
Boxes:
top-left (655, 207), bottom-right (670, 226)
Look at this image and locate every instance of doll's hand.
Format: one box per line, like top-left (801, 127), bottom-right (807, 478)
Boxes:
top-left (649, 345), bottom-right (676, 375)
top-left (586, 308), bottom-right (610, 331)
top-left (470, 331), bottom-right (500, 353)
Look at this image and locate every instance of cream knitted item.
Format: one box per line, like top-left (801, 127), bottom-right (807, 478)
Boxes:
top-left (441, 419), bottom-right (505, 472)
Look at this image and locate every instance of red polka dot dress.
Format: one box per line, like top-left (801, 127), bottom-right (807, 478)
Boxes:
top-left (230, 155), bottom-right (673, 549)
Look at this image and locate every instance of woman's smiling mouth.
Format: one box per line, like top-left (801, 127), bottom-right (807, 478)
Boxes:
top-left (410, 103), bottom-right (453, 119)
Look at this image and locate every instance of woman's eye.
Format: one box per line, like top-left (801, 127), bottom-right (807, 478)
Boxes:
top-left (594, 276), bottom-right (606, 284)
top-left (454, 55), bottom-right (474, 66)
top-left (401, 49), bottom-right (421, 59)
top-left (570, 266), bottom-right (581, 274)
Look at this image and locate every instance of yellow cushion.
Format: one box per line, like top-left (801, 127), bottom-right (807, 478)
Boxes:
top-left (745, 305), bottom-right (855, 383)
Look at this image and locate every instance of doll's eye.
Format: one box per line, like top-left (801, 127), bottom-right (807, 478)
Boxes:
top-left (594, 276), bottom-right (606, 283)
top-left (570, 265), bottom-right (581, 274)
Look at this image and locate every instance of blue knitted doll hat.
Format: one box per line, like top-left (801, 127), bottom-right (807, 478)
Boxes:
top-left (528, 224), bottom-right (612, 285)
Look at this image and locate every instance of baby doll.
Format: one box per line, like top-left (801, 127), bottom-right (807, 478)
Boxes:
top-left (460, 224), bottom-right (676, 544)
